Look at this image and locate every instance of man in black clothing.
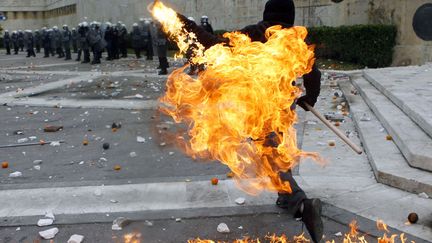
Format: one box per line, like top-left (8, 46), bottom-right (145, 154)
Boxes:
top-left (172, 0), bottom-right (323, 242)
top-left (3, 30), bottom-right (11, 55)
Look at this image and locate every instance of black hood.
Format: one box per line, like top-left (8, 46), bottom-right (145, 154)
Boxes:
top-left (263, 0), bottom-right (295, 26)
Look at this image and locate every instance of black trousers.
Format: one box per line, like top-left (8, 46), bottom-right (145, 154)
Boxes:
top-left (64, 47), bottom-right (71, 60)
top-left (5, 45), bottom-right (11, 55)
top-left (278, 170), bottom-right (307, 216)
top-left (158, 57), bottom-right (168, 69)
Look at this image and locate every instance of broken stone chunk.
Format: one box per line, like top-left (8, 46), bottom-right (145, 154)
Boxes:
top-left (217, 223), bottom-right (230, 233)
top-left (137, 136), bottom-right (146, 143)
top-left (235, 197), bottom-right (245, 205)
top-left (37, 218), bottom-right (54, 227)
top-left (17, 138), bottom-right (29, 143)
top-left (9, 171), bottom-right (22, 178)
top-left (67, 234), bottom-right (84, 243)
top-left (39, 227), bottom-right (59, 239)
top-left (102, 143), bottom-right (110, 150)
top-left (129, 152), bottom-right (137, 158)
top-left (324, 112), bottom-right (344, 122)
top-left (112, 217), bottom-right (131, 230)
top-left (408, 212), bottom-right (418, 224)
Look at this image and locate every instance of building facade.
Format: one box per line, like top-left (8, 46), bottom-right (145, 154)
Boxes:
top-left (0, 0), bottom-right (431, 66)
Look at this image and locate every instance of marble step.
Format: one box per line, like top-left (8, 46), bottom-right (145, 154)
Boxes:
top-left (350, 76), bottom-right (432, 172)
top-left (363, 67), bottom-right (432, 138)
top-left (339, 77), bottom-right (432, 197)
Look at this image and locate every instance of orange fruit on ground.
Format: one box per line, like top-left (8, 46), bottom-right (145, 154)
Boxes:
top-left (211, 177), bottom-right (219, 185)
top-left (1, 162), bottom-right (9, 169)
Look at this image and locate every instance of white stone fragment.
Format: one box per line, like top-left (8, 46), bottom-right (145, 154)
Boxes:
top-left (94, 188), bottom-right (102, 197)
top-left (137, 136), bottom-right (146, 143)
top-left (17, 138), bottom-right (29, 143)
top-left (33, 160), bottom-right (43, 165)
top-left (34, 165), bottom-right (41, 170)
top-left (418, 192), bottom-right (429, 199)
top-left (217, 223), bottom-right (230, 233)
top-left (39, 227), bottom-right (59, 239)
top-left (175, 218), bottom-right (181, 222)
top-left (129, 152), bottom-right (137, 158)
top-left (50, 141), bottom-right (61, 146)
top-left (169, 152), bottom-right (175, 156)
top-left (45, 212), bottom-right (55, 220)
top-left (144, 220), bottom-right (153, 227)
top-left (68, 234), bottom-right (84, 243)
top-left (235, 197), bottom-right (245, 205)
top-left (335, 232), bottom-right (343, 236)
top-left (37, 218), bottom-right (54, 227)
top-left (9, 171), bottom-right (23, 178)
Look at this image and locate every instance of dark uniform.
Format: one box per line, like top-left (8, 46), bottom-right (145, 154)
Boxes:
top-left (153, 23), bottom-right (169, 75)
top-left (88, 22), bottom-right (104, 64)
top-left (200, 16), bottom-right (214, 34)
top-left (43, 29), bottom-right (51, 58)
top-left (104, 24), bottom-right (115, 60)
top-left (71, 28), bottom-right (79, 53)
top-left (11, 31), bottom-right (19, 54)
top-left (140, 19), bottom-right (153, 60)
top-left (34, 30), bottom-right (42, 53)
top-left (176, 0), bottom-right (323, 242)
top-left (131, 24), bottom-right (141, 59)
top-left (25, 31), bottom-right (36, 57)
top-left (62, 25), bottom-right (72, 60)
top-left (18, 31), bottom-right (25, 51)
top-left (118, 24), bottom-right (128, 58)
top-left (77, 23), bottom-right (91, 63)
top-left (3, 31), bottom-right (11, 55)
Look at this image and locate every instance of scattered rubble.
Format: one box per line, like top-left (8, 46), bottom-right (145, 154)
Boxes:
top-left (39, 227), bottom-right (59, 239)
top-left (102, 143), bottom-right (110, 150)
top-left (114, 165), bottom-right (122, 171)
top-left (324, 112), bottom-right (345, 122)
top-left (37, 218), bottom-right (54, 227)
top-left (9, 171), bottom-right (23, 178)
top-left (68, 234), bottom-right (84, 243)
top-left (2, 161), bottom-right (9, 169)
top-left (235, 197), bottom-right (245, 205)
top-left (112, 217), bottom-right (131, 230)
top-left (129, 152), bottom-right (137, 157)
top-left (44, 125), bottom-right (63, 132)
top-left (137, 136), bottom-right (146, 143)
top-left (217, 223), bottom-right (230, 233)
top-left (418, 192), bottom-right (429, 199)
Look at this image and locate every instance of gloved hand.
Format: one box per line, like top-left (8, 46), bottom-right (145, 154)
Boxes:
top-left (296, 95), bottom-right (317, 111)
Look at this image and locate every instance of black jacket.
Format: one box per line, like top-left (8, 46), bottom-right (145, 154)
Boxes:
top-left (179, 16), bottom-right (321, 107)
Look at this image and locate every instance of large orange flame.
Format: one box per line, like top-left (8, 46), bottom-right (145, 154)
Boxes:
top-left (152, 1), bottom-right (319, 194)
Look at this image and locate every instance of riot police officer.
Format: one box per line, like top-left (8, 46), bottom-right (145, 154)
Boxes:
top-left (104, 22), bottom-right (115, 60)
top-left (200, 16), bottom-right (214, 34)
top-left (11, 31), bottom-right (19, 55)
top-left (34, 30), bottom-right (42, 53)
top-left (131, 23), bottom-right (141, 59)
top-left (77, 22), bottom-right (91, 63)
top-left (18, 30), bottom-right (25, 52)
top-left (62, 25), bottom-right (72, 60)
top-left (139, 18), bottom-right (153, 60)
top-left (3, 30), bottom-right (11, 55)
top-left (118, 23), bottom-right (128, 58)
top-left (71, 27), bottom-right (79, 53)
top-left (25, 30), bottom-right (36, 58)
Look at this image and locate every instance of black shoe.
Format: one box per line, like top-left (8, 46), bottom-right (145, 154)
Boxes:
top-left (75, 59), bottom-right (80, 62)
top-left (302, 198), bottom-right (323, 243)
top-left (81, 60), bottom-right (90, 64)
top-left (158, 69), bottom-right (168, 75)
top-left (275, 194), bottom-right (291, 209)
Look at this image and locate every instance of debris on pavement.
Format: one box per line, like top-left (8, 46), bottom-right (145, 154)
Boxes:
top-left (37, 218), bottom-right (54, 227)
top-left (68, 234), bottom-right (85, 243)
top-left (175, 218), bottom-right (182, 222)
top-left (217, 223), bottom-right (230, 233)
top-left (39, 227), bottom-right (59, 240)
top-left (34, 165), bottom-right (41, 170)
top-left (17, 138), bottom-right (29, 143)
top-left (111, 122), bottom-right (122, 129)
top-left (386, 135), bottom-right (393, 141)
top-left (50, 141), bottom-right (61, 147)
top-left (13, 130), bottom-right (24, 135)
top-left (129, 152), bottom-right (137, 157)
top-left (9, 171), bottom-right (23, 178)
top-left (137, 136), bottom-right (146, 143)
top-left (45, 212), bottom-right (55, 220)
top-left (328, 140), bottom-right (336, 147)
top-left (324, 112), bottom-right (345, 122)
top-left (112, 217), bottom-right (131, 230)
top-left (44, 125), bottom-right (63, 132)
top-left (408, 212), bottom-right (419, 224)
top-left (102, 142), bottom-right (110, 150)
top-left (144, 220), bottom-right (154, 227)
top-left (235, 197), bottom-right (245, 205)
top-left (114, 165), bottom-right (122, 171)
top-left (334, 232), bottom-right (343, 237)
top-left (82, 139), bottom-right (89, 146)
top-left (226, 172), bottom-right (234, 178)
top-left (211, 177), bottom-right (219, 185)
top-left (360, 113), bottom-right (371, 122)
top-left (418, 192), bottom-right (429, 199)
top-left (2, 161), bottom-right (9, 169)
